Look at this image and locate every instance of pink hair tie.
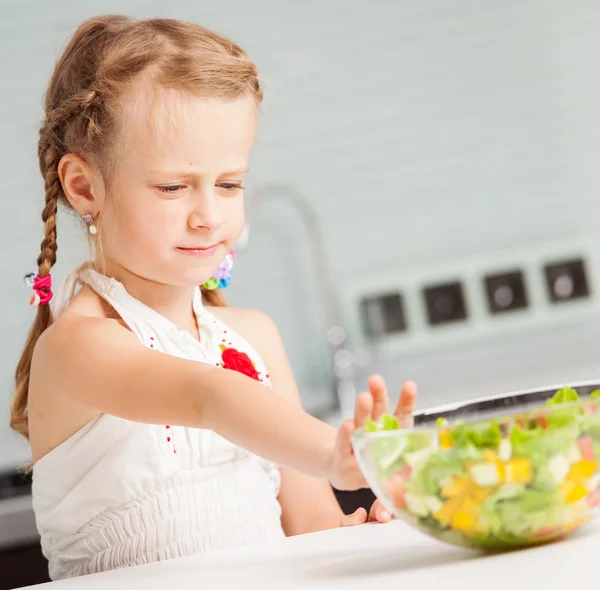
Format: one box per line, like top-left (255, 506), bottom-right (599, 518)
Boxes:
top-left (23, 273), bottom-right (53, 307)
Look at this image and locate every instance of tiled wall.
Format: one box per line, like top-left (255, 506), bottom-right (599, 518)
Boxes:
top-left (2, 0), bottom-right (600, 465)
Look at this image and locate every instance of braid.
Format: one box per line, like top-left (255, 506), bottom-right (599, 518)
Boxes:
top-left (201, 287), bottom-right (227, 307)
top-left (10, 132), bottom-right (64, 444)
top-left (36, 85), bottom-right (100, 273)
top-left (36, 146), bottom-right (60, 276)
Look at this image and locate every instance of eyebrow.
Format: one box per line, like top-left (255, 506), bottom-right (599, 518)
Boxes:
top-left (149, 168), bottom-right (249, 177)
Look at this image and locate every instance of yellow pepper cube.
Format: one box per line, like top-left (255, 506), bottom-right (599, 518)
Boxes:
top-left (433, 496), bottom-right (463, 527)
top-left (560, 480), bottom-right (574, 499)
top-left (569, 460), bottom-right (597, 481)
top-left (495, 461), bottom-right (506, 483)
top-left (564, 483), bottom-right (588, 504)
top-left (451, 497), bottom-right (479, 531)
top-left (504, 458), bottom-right (532, 484)
top-left (483, 450), bottom-right (497, 462)
top-left (471, 484), bottom-right (493, 503)
top-left (441, 476), bottom-right (468, 498)
top-left (439, 429), bottom-right (453, 449)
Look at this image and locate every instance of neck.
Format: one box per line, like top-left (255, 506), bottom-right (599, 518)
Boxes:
top-left (100, 260), bottom-right (199, 336)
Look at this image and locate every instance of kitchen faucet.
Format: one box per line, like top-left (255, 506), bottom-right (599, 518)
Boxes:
top-left (245, 182), bottom-right (374, 421)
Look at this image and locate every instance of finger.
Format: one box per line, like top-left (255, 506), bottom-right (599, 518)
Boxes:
top-left (368, 374), bottom-right (389, 421)
top-left (394, 380), bottom-right (417, 428)
top-left (368, 499), bottom-right (392, 523)
top-left (354, 392), bottom-right (373, 429)
top-left (340, 507), bottom-right (368, 527)
top-left (336, 418), bottom-right (354, 453)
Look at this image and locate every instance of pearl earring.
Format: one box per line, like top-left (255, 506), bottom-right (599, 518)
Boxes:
top-left (81, 213), bottom-right (97, 235)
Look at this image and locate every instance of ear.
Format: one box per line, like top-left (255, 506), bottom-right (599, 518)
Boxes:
top-left (58, 153), bottom-right (102, 216)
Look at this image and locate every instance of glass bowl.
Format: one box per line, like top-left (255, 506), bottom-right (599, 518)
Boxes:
top-left (351, 381), bottom-right (600, 550)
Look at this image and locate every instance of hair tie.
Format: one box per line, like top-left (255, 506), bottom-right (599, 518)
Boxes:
top-left (203, 251), bottom-right (235, 290)
top-left (23, 273), bottom-right (53, 307)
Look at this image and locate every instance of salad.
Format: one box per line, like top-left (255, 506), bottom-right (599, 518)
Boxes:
top-left (363, 387), bottom-right (600, 549)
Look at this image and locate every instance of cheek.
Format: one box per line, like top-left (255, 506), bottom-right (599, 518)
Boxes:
top-left (106, 199), bottom-right (178, 251)
top-left (224, 197), bottom-right (245, 237)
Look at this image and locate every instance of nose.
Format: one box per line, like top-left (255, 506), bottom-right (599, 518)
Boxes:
top-left (188, 189), bottom-right (225, 231)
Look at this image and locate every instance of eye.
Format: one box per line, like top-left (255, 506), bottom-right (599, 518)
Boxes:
top-left (217, 182), bottom-right (244, 192)
top-left (157, 184), bottom-right (186, 194)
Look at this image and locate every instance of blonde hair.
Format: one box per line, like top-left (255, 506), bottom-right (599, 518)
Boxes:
top-left (11, 15), bottom-right (262, 440)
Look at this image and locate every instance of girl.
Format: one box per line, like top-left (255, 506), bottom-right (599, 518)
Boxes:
top-left (10, 15), bottom-right (417, 580)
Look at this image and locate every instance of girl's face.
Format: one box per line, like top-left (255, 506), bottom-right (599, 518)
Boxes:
top-left (100, 91), bottom-right (257, 287)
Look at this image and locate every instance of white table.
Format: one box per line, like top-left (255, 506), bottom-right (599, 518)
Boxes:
top-left (23, 517), bottom-right (600, 589)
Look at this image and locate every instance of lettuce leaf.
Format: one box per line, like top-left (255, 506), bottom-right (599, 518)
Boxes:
top-left (408, 454), bottom-right (463, 496)
top-left (381, 414), bottom-right (399, 430)
top-left (481, 487), bottom-right (565, 536)
top-left (364, 419), bottom-right (377, 433)
top-left (450, 420), bottom-right (502, 449)
top-left (510, 421), bottom-right (579, 457)
top-left (546, 387), bottom-right (580, 405)
top-left (582, 412), bottom-right (600, 438)
top-left (406, 431), bottom-right (432, 452)
top-left (542, 387), bottom-right (584, 428)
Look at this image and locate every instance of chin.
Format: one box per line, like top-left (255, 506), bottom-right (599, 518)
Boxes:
top-left (138, 264), bottom-right (208, 288)
top-left (178, 269), bottom-right (215, 287)
top-left (149, 253), bottom-right (226, 287)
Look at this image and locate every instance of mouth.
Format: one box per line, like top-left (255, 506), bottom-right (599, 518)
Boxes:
top-left (176, 243), bottom-right (221, 257)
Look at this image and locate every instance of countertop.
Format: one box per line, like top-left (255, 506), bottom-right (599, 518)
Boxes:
top-left (22, 517), bottom-right (600, 589)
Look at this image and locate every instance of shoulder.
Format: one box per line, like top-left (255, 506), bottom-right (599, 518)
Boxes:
top-left (208, 306), bottom-right (283, 359)
top-left (33, 287), bottom-right (135, 376)
top-left (209, 306), bottom-right (278, 335)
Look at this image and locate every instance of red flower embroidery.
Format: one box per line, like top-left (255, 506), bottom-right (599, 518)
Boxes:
top-left (220, 346), bottom-right (260, 381)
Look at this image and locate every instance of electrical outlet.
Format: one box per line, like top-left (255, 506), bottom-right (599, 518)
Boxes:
top-left (423, 281), bottom-right (467, 326)
top-left (484, 270), bottom-right (528, 314)
top-left (544, 258), bottom-right (590, 303)
top-left (359, 291), bottom-right (407, 338)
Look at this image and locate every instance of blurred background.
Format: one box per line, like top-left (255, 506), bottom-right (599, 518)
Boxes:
top-left (2, 0), bottom-right (600, 587)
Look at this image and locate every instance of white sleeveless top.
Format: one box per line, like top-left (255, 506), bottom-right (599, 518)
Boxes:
top-left (32, 268), bottom-right (285, 581)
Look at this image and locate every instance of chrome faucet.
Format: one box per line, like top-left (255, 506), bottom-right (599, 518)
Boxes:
top-left (245, 182), bottom-right (373, 420)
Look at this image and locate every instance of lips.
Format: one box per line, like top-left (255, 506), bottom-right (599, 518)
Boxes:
top-left (177, 245), bottom-right (218, 251)
top-left (175, 243), bottom-right (221, 258)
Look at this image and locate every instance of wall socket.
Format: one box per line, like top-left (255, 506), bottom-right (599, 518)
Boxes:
top-left (360, 291), bottom-right (407, 338)
top-left (423, 281), bottom-right (468, 326)
top-left (544, 258), bottom-right (590, 303)
top-left (484, 270), bottom-right (528, 314)
top-left (340, 238), bottom-right (600, 357)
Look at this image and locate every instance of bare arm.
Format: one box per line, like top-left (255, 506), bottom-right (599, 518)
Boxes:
top-left (34, 315), bottom-right (343, 484)
top-left (215, 308), bottom-right (348, 535)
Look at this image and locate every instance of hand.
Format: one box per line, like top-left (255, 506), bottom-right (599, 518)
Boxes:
top-left (328, 377), bottom-right (417, 491)
top-left (340, 498), bottom-right (393, 527)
